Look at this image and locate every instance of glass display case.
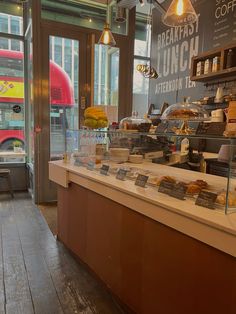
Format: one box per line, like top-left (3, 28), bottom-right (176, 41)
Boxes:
top-left (64, 129), bottom-right (236, 214)
top-left (161, 99), bottom-right (210, 135)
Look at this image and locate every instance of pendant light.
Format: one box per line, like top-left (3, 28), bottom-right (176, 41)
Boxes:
top-left (162, 0), bottom-right (198, 27)
top-left (98, 0), bottom-right (116, 46)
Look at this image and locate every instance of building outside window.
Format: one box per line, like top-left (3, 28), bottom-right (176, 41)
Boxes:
top-left (132, 5), bottom-right (151, 118)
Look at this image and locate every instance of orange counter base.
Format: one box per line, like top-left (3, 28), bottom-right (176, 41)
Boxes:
top-left (57, 183), bottom-right (236, 314)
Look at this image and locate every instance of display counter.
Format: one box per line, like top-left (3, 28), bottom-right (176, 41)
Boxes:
top-left (49, 159), bottom-right (236, 314)
top-left (49, 130), bottom-right (236, 314)
top-left (50, 160), bottom-right (236, 256)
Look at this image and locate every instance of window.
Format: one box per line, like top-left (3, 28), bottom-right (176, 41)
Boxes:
top-left (94, 45), bottom-right (120, 123)
top-left (0, 13), bottom-right (23, 51)
top-left (54, 37), bottom-right (62, 66)
top-left (10, 17), bottom-right (21, 35)
top-left (49, 36), bottom-right (79, 158)
top-left (11, 40), bottom-right (21, 51)
top-left (132, 6), bottom-right (151, 118)
top-left (0, 15), bottom-right (8, 33)
top-left (64, 39), bottom-right (72, 78)
top-left (0, 11), bottom-right (23, 36)
top-left (0, 44), bottom-right (25, 162)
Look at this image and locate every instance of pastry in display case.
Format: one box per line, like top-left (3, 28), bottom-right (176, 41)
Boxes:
top-left (216, 191), bottom-right (236, 207)
top-left (65, 129), bottom-right (236, 214)
top-left (161, 98), bottom-right (210, 134)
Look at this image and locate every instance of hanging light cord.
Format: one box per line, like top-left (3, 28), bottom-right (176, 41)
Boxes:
top-left (146, 3), bottom-right (152, 67)
top-left (106, 0), bottom-right (109, 24)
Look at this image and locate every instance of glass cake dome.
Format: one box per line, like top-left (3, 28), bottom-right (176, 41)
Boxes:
top-left (119, 111), bottom-right (152, 132)
top-left (161, 99), bottom-right (210, 121)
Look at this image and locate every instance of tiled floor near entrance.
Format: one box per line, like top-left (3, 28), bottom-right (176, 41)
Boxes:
top-left (0, 193), bottom-right (123, 314)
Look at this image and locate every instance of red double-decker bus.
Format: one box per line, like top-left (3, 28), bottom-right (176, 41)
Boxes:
top-left (0, 49), bottom-right (75, 151)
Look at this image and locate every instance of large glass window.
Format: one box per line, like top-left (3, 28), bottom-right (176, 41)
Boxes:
top-left (94, 44), bottom-right (120, 123)
top-left (132, 5), bottom-right (151, 118)
top-left (0, 45), bottom-right (25, 163)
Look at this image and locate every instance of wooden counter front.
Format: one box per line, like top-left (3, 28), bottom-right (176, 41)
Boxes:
top-left (57, 183), bottom-right (236, 314)
top-left (50, 161), bottom-right (236, 314)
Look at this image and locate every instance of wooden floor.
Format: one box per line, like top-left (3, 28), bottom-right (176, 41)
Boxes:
top-left (0, 192), bottom-right (124, 314)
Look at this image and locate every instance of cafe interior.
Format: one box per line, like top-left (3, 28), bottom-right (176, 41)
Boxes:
top-left (0, 0), bottom-right (236, 313)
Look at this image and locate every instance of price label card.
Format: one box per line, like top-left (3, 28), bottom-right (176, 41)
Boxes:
top-left (74, 159), bottom-right (83, 167)
top-left (135, 174), bottom-right (149, 188)
top-left (169, 183), bottom-right (187, 200)
top-left (100, 164), bottom-right (109, 176)
top-left (87, 161), bottom-right (95, 171)
top-left (116, 169), bottom-right (128, 181)
top-left (196, 122), bottom-right (226, 136)
top-left (158, 180), bottom-right (174, 195)
top-left (195, 191), bottom-right (217, 209)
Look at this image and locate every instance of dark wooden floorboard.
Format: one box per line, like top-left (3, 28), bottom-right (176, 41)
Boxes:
top-left (0, 193), bottom-right (124, 314)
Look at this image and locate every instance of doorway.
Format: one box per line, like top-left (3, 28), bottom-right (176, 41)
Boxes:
top-left (36, 26), bottom-right (88, 203)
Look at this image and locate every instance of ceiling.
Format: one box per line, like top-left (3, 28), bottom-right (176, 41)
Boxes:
top-left (66, 0), bottom-right (166, 8)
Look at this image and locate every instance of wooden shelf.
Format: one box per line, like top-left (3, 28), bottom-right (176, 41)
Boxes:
top-left (191, 43), bottom-right (236, 83)
top-left (191, 66), bottom-right (236, 82)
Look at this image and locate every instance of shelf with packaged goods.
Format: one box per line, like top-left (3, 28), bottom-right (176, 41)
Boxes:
top-left (190, 43), bottom-right (236, 82)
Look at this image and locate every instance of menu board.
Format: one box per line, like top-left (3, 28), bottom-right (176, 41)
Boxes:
top-left (150, 0), bottom-right (236, 109)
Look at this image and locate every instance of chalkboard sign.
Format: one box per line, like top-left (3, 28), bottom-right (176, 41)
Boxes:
top-left (135, 174), bottom-right (149, 188)
top-left (170, 183), bottom-right (188, 200)
top-left (159, 181), bottom-right (187, 200)
top-left (158, 180), bottom-right (174, 195)
top-left (116, 169), bottom-right (128, 181)
top-left (195, 190), bottom-right (218, 209)
top-left (100, 164), bottom-right (109, 176)
top-left (196, 122), bottom-right (226, 136)
top-left (150, 0), bottom-right (236, 110)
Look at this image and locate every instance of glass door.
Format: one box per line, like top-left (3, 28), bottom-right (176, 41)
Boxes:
top-left (49, 36), bottom-right (79, 159)
top-left (36, 28), bottom-right (88, 203)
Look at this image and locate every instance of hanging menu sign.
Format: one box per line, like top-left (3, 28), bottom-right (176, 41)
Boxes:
top-left (150, 0), bottom-right (236, 110)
